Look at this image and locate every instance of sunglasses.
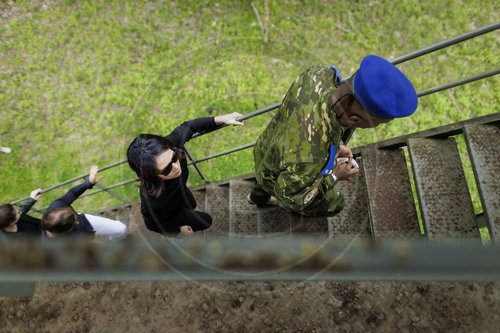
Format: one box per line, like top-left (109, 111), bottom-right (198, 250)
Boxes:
top-left (157, 149), bottom-right (180, 176)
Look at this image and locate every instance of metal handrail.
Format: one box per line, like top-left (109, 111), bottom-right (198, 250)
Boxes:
top-left (417, 68), bottom-right (500, 97)
top-left (391, 21), bottom-right (500, 65)
top-left (81, 69), bottom-right (500, 200)
top-left (10, 159), bottom-right (129, 205)
top-left (11, 22), bottom-right (500, 209)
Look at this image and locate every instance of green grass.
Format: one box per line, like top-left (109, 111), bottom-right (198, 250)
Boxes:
top-left (0, 0), bottom-right (498, 223)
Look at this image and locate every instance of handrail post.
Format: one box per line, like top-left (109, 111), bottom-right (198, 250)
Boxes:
top-left (81, 175), bottom-right (130, 204)
top-left (93, 182), bottom-right (130, 204)
top-left (183, 144), bottom-right (209, 183)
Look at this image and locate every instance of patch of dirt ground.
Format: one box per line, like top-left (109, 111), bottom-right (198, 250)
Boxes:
top-left (1, 281), bottom-right (499, 332)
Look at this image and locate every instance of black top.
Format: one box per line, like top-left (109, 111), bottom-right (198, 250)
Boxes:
top-left (140, 117), bottom-right (217, 234)
top-left (44, 179), bottom-right (96, 237)
top-left (1, 197), bottom-right (41, 237)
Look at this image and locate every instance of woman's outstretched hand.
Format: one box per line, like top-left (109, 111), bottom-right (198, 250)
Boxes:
top-left (214, 112), bottom-right (244, 126)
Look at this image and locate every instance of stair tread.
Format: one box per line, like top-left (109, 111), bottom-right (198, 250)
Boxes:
top-left (464, 124), bottom-right (500, 242)
top-left (327, 169), bottom-right (371, 238)
top-left (291, 214), bottom-right (329, 235)
top-left (191, 189), bottom-right (206, 212)
top-left (408, 137), bottom-right (480, 241)
top-left (204, 184), bottom-right (230, 237)
top-left (361, 147), bottom-right (420, 239)
top-left (229, 180), bottom-right (258, 238)
top-left (257, 205), bottom-right (291, 237)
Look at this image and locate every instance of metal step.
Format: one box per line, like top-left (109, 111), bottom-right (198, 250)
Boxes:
top-left (128, 202), bottom-right (146, 236)
top-left (128, 202), bottom-right (163, 240)
top-left (191, 189), bottom-right (206, 212)
top-left (115, 205), bottom-right (132, 225)
top-left (223, 175), bottom-right (293, 238)
top-left (229, 180), bottom-right (258, 238)
top-left (290, 214), bottom-right (329, 236)
top-left (327, 165), bottom-right (371, 238)
top-left (99, 208), bottom-right (117, 220)
top-left (190, 189), bottom-right (207, 238)
top-left (361, 147), bottom-right (421, 239)
top-left (463, 123), bottom-right (500, 242)
top-left (407, 138), bottom-right (480, 241)
top-left (257, 205), bottom-right (291, 238)
top-left (204, 184), bottom-right (230, 237)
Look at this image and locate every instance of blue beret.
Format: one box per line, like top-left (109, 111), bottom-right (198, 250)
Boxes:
top-left (353, 55), bottom-right (418, 118)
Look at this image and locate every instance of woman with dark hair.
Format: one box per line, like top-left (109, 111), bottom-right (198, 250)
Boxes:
top-left (0, 188), bottom-right (42, 237)
top-left (127, 112), bottom-right (244, 237)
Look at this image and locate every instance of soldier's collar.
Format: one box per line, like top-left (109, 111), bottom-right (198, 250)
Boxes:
top-left (326, 89), bottom-right (350, 130)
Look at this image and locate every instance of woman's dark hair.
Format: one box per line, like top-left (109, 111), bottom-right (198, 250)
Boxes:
top-left (0, 204), bottom-right (17, 229)
top-left (41, 207), bottom-right (78, 234)
top-left (127, 134), bottom-right (185, 198)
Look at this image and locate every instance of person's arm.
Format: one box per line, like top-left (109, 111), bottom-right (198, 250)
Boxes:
top-left (51, 179), bottom-right (94, 207)
top-left (274, 163), bottom-right (344, 215)
top-left (155, 209), bottom-right (204, 237)
top-left (166, 113), bottom-right (243, 146)
top-left (142, 207), bottom-right (182, 235)
top-left (166, 117), bottom-right (217, 147)
top-left (146, 220), bottom-right (182, 236)
top-left (50, 166), bottom-right (102, 207)
top-left (19, 198), bottom-right (36, 214)
top-left (19, 188), bottom-right (42, 214)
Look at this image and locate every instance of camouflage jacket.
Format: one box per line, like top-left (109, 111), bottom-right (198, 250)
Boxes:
top-left (253, 65), bottom-right (347, 216)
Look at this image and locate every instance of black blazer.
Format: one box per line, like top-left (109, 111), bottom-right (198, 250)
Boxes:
top-left (140, 117), bottom-right (217, 234)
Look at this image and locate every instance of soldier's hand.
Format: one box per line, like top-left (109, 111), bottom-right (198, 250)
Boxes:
top-left (338, 145), bottom-right (353, 162)
top-left (334, 159), bottom-right (359, 181)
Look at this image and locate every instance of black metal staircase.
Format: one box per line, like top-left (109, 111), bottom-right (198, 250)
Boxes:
top-left (92, 113), bottom-right (499, 245)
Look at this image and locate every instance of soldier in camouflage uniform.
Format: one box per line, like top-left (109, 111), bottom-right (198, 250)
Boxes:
top-left (248, 55), bottom-right (418, 217)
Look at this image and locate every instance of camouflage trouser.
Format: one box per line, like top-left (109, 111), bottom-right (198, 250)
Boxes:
top-left (249, 181), bottom-right (271, 205)
top-left (252, 142), bottom-right (344, 216)
top-left (250, 175), bottom-right (344, 217)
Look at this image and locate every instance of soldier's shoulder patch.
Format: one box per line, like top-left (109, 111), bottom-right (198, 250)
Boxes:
top-left (303, 187), bottom-right (318, 205)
